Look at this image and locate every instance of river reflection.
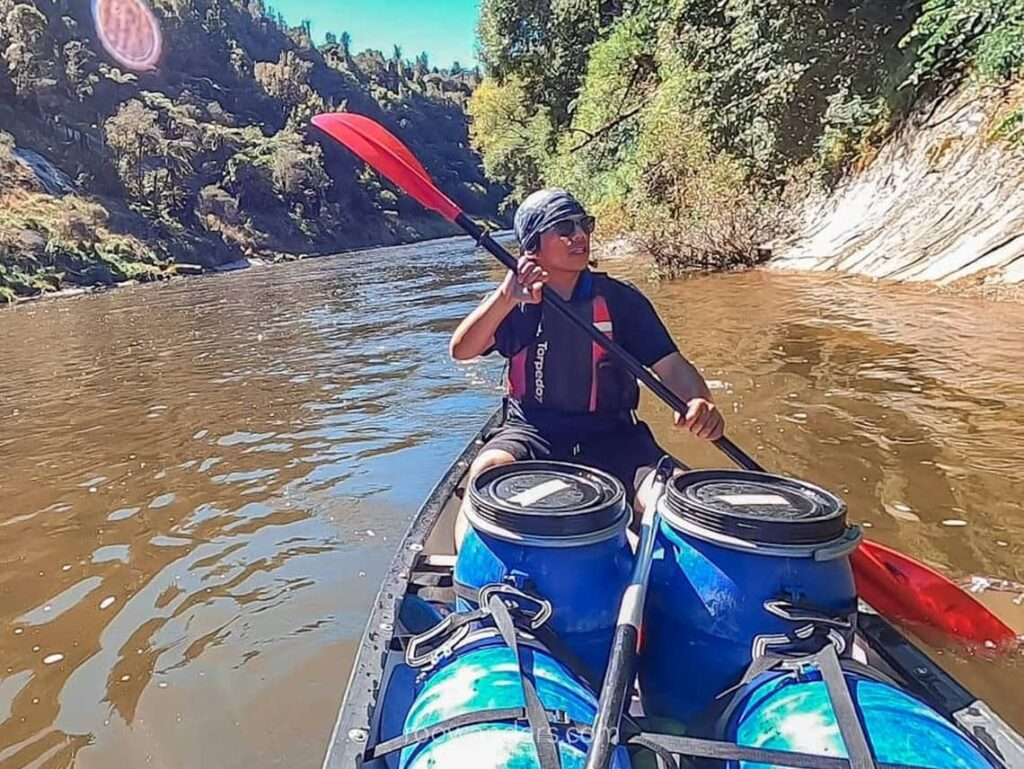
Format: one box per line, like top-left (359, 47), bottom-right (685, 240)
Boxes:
top-left (0, 239), bottom-right (1021, 767)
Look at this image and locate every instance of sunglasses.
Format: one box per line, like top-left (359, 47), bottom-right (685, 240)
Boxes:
top-left (545, 216), bottom-right (596, 238)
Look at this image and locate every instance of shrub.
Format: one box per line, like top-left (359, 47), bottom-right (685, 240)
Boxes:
top-left (0, 188), bottom-right (168, 298)
top-left (626, 67), bottom-right (794, 274)
top-left (0, 130), bottom-right (37, 189)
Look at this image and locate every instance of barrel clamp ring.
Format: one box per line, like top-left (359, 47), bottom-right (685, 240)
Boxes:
top-left (751, 600), bottom-right (854, 661)
top-left (405, 613), bottom-right (472, 669)
top-left (405, 583), bottom-right (552, 669)
top-left (479, 583), bottom-right (552, 630)
top-left (763, 600), bottom-right (854, 631)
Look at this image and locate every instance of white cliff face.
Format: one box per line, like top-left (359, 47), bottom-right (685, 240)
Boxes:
top-left (773, 84), bottom-right (1024, 286)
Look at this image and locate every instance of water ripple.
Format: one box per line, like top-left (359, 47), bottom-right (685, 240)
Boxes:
top-left (1, 240), bottom-right (1022, 765)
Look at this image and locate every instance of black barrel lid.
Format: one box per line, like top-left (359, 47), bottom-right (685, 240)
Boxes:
top-left (469, 461), bottom-right (627, 538)
top-left (664, 470), bottom-right (847, 546)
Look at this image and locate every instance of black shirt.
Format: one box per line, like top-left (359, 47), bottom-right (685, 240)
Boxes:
top-left (488, 271), bottom-right (678, 436)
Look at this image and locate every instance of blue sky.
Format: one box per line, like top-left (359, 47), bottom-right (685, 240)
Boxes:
top-left (271, 0), bottom-right (481, 69)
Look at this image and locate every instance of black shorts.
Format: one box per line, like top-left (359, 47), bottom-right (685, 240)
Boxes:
top-left (481, 417), bottom-right (668, 502)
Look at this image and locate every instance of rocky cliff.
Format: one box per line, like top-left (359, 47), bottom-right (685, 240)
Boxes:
top-left (773, 84), bottom-right (1024, 289)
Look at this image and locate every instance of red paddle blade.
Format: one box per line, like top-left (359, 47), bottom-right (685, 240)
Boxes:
top-left (311, 113), bottom-right (463, 223)
top-left (853, 539), bottom-right (1018, 648)
top-left (336, 113), bottom-right (433, 180)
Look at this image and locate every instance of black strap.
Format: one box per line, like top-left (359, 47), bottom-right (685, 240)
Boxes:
top-left (426, 606), bottom-right (489, 636)
top-left (408, 570), bottom-right (451, 588)
top-left (454, 580), bottom-right (604, 691)
top-left (370, 707), bottom-right (529, 758)
top-left (817, 646), bottom-right (878, 769)
top-left (414, 585), bottom-right (457, 604)
top-left (408, 570), bottom-right (456, 603)
top-left (453, 580), bottom-right (483, 603)
top-left (368, 707), bottom-right (590, 759)
top-left (489, 593), bottom-right (562, 769)
top-left (623, 733), bottom-right (680, 769)
top-left (624, 733), bottom-right (930, 769)
top-left (711, 652), bottom-right (789, 736)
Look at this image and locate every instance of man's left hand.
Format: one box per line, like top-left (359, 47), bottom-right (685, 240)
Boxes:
top-left (674, 398), bottom-right (725, 441)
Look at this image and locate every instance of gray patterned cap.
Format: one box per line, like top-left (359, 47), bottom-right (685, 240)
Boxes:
top-left (514, 188), bottom-right (588, 253)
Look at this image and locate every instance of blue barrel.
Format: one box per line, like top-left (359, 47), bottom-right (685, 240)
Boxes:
top-left (400, 632), bottom-right (631, 769)
top-left (724, 666), bottom-right (994, 769)
top-left (456, 462), bottom-right (634, 680)
top-left (639, 470), bottom-right (862, 725)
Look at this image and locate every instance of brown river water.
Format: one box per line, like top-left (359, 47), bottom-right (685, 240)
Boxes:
top-left (1, 236), bottom-right (1022, 767)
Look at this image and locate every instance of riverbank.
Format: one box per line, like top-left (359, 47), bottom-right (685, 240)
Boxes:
top-left (772, 83), bottom-right (1024, 288)
top-left (1, 227), bottom-right (517, 309)
top-left (596, 234), bottom-right (1024, 305)
top-left (0, 221), bottom-right (455, 306)
top-left (1, 127), bottom-right (505, 306)
top-left (591, 77), bottom-right (1024, 302)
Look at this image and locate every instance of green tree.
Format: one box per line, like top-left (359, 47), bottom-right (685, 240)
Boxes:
top-left (542, 13), bottom-right (659, 211)
top-left (267, 129), bottom-right (329, 200)
top-left (0, 0), bottom-right (14, 95)
top-left (356, 48), bottom-right (389, 82)
top-left (2, 3), bottom-right (56, 99)
top-left (468, 74), bottom-right (553, 199)
top-left (254, 50), bottom-right (314, 105)
top-left (477, 0), bottom-right (599, 128)
top-left (224, 127), bottom-right (329, 213)
top-left (104, 98), bottom-right (198, 216)
top-left (61, 39), bottom-right (99, 101)
top-left (413, 51), bottom-right (430, 79)
top-left (104, 99), bottom-right (166, 200)
top-left (654, 0), bottom-right (908, 179)
top-left (295, 18), bottom-right (312, 47)
top-left (228, 39), bottom-right (253, 80)
top-left (247, 0), bottom-right (266, 19)
top-left (902, 0), bottom-right (1024, 85)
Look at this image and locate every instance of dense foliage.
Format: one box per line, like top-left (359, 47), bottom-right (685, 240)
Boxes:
top-left (470, 0), bottom-right (1024, 274)
top-left (0, 0), bottom-right (505, 301)
top-left (904, 0), bottom-right (1024, 84)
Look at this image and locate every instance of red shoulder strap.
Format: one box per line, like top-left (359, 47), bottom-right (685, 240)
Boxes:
top-left (589, 294), bottom-right (614, 411)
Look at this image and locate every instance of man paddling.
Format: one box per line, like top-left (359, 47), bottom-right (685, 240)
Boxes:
top-left (450, 188), bottom-right (724, 543)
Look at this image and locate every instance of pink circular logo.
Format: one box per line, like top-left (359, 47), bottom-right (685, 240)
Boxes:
top-left (92, 0), bottom-right (163, 72)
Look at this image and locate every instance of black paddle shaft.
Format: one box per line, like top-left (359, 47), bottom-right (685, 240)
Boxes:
top-left (456, 214), bottom-right (764, 473)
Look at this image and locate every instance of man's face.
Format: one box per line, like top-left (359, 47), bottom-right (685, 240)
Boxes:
top-left (535, 217), bottom-right (592, 272)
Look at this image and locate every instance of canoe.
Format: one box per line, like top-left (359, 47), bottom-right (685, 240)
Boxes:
top-left (320, 409), bottom-right (1024, 769)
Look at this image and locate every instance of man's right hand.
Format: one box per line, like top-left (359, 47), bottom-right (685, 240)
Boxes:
top-left (498, 256), bottom-right (548, 305)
